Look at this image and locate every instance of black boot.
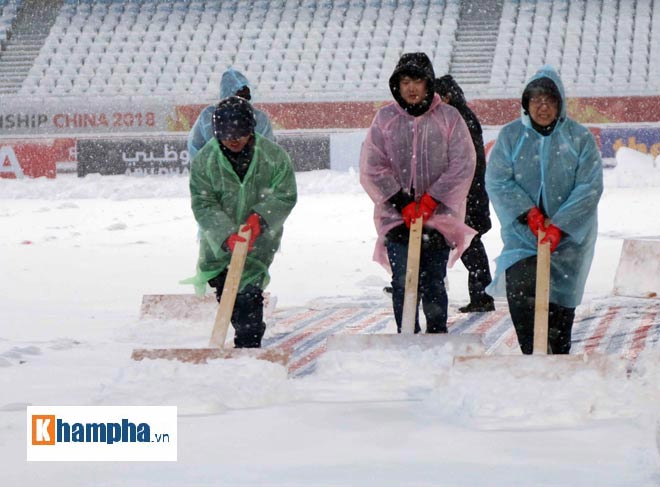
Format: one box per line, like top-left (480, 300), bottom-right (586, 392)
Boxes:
top-left (458, 298), bottom-right (495, 313)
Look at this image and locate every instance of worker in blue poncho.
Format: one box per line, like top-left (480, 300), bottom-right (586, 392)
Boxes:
top-left (188, 67), bottom-right (274, 159)
top-left (485, 65), bottom-right (603, 354)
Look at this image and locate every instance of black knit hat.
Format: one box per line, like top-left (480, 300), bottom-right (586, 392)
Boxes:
top-left (212, 96), bottom-right (256, 141)
top-left (522, 77), bottom-right (561, 113)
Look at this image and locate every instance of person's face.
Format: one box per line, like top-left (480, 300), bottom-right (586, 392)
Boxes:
top-left (528, 95), bottom-right (559, 127)
top-left (399, 76), bottom-right (427, 105)
top-left (221, 134), bottom-right (252, 153)
top-left (235, 86), bottom-right (251, 101)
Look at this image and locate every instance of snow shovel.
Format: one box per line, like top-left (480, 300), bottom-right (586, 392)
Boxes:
top-left (131, 225), bottom-right (289, 366)
top-left (326, 215), bottom-right (484, 356)
top-left (453, 225), bottom-right (618, 375)
top-left (532, 223), bottom-right (552, 354)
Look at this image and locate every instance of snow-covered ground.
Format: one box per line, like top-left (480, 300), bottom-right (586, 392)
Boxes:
top-left (2, 149), bottom-right (660, 486)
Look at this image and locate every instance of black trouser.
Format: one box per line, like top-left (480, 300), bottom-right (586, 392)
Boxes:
top-left (208, 273), bottom-right (265, 348)
top-left (505, 256), bottom-right (575, 355)
top-left (460, 234), bottom-right (493, 304)
top-left (386, 235), bottom-right (450, 334)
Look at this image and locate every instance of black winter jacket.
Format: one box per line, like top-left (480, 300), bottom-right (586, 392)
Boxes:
top-left (435, 75), bottom-right (492, 234)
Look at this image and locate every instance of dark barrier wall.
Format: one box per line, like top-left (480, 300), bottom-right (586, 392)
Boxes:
top-left (8, 126), bottom-right (658, 179)
top-left (274, 133), bottom-right (330, 172)
top-left (77, 138), bottom-right (189, 177)
top-left (77, 134), bottom-right (330, 177)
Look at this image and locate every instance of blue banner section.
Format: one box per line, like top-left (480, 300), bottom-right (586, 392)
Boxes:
top-left (600, 127), bottom-right (660, 158)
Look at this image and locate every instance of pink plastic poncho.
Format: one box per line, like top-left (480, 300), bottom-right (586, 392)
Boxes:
top-left (360, 95), bottom-right (477, 270)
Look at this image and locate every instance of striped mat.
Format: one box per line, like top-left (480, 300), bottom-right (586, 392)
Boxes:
top-left (262, 298), bottom-right (660, 377)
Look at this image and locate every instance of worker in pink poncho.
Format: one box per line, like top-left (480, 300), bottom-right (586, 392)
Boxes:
top-left (360, 52), bottom-right (477, 333)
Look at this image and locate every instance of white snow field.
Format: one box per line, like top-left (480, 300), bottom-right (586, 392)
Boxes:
top-left (1, 149), bottom-right (660, 486)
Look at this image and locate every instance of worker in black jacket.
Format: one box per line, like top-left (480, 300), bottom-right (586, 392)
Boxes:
top-left (435, 75), bottom-right (494, 312)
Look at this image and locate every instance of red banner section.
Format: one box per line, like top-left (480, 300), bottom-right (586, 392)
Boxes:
top-left (259, 101), bottom-right (390, 130)
top-left (172, 96), bottom-right (660, 131)
top-left (1, 95), bottom-right (657, 137)
top-left (0, 139), bottom-right (75, 179)
top-left (472, 97), bottom-right (660, 125)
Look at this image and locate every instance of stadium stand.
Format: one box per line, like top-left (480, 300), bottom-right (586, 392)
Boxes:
top-left (0, 0), bottom-right (658, 100)
top-left (0, 1), bottom-right (21, 45)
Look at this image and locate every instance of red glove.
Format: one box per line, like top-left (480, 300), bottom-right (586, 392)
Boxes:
top-left (541, 224), bottom-right (562, 252)
top-left (419, 193), bottom-right (438, 222)
top-left (225, 233), bottom-right (247, 253)
top-left (526, 207), bottom-right (545, 237)
top-left (401, 201), bottom-right (419, 228)
top-left (241, 213), bottom-right (262, 250)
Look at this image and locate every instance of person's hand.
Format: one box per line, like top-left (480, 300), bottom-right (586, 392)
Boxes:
top-left (419, 193), bottom-right (438, 222)
top-left (241, 213), bottom-right (262, 249)
top-left (401, 201), bottom-right (419, 228)
top-left (526, 207), bottom-right (545, 237)
top-left (388, 189), bottom-right (414, 213)
top-left (225, 233), bottom-right (248, 253)
top-left (542, 224), bottom-right (562, 252)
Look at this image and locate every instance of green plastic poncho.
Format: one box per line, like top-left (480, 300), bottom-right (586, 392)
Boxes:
top-left (182, 134), bottom-right (297, 295)
top-left (485, 65), bottom-right (603, 308)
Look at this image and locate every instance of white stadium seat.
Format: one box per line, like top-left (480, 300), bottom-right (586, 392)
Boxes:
top-left (4, 0), bottom-right (652, 99)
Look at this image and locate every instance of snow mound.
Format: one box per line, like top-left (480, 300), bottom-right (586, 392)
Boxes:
top-left (605, 147), bottom-right (660, 188)
top-left (96, 357), bottom-right (292, 415)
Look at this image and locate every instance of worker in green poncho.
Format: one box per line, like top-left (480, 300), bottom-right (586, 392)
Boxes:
top-left (183, 96), bottom-right (297, 348)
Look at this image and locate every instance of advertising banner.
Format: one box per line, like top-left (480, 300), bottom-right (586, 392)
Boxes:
top-left (3, 95), bottom-right (656, 137)
top-left (77, 135), bottom-right (327, 177)
top-left (0, 98), bottom-right (177, 136)
top-left (599, 127), bottom-right (660, 159)
top-left (212, 96), bottom-right (660, 130)
top-left (0, 138), bottom-right (75, 178)
top-left (276, 133), bottom-right (330, 171)
top-left (77, 138), bottom-right (190, 176)
top-left (2, 127), bottom-right (653, 178)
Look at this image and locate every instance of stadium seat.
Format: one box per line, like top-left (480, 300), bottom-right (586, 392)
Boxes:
top-left (5, 0), bottom-right (653, 99)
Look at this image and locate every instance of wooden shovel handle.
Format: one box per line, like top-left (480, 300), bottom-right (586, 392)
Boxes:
top-left (401, 216), bottom-right (423, 335)
top-left (209, 225), bottom-right (252, 348)
top-left (533, 224), bottom-right (551, 354)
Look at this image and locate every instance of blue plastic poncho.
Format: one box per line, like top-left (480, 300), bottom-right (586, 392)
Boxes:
top-left (485, 65), bottom-right (603, 307)
top-left (187, 68), bottom-right (275, 158)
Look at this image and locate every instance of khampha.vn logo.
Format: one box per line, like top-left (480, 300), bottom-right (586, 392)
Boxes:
top-left (27, 406), bottom-right (177, 461)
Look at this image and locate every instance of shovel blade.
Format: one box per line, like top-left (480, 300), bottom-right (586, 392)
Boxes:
top-left (326, 333), bottom-right (484, 356)
top-left (131, 347), bottom-right (289, 367)
top-left (453, 353), bottom-right (624, 378)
